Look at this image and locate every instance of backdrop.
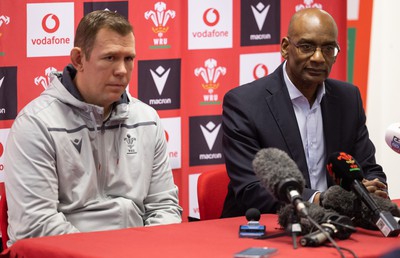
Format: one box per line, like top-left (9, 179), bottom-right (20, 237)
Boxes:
top-left (0, 0), bottom-right (347, 220)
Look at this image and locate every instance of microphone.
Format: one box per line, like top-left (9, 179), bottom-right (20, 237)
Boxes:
top-left (252, 148), bottom-right (308, 216)
top-left (246, 207), bottom-right (262, 221)
top-left (239, 208), bottom-right (266, 238)
top-left (385, 123), bottom-right (400, 154)
top-left (278, 202), bottom-right (356, 240)
top-left (326, 152), bottom-right (400, 237)
top-left (320, 185), bottom-right (400, 230)
top-left (300, 213), bottom-right (355, 247)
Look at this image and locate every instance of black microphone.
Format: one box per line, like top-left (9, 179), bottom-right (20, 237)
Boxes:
top-left (300, 213), bottom-right (355, 247)
top-left (326, 152), bottom-right (400, 237)
top-left (252, 148), bottom-right (308, 216)
top-left (320, 185), bottom-right (400, 230)
top-left (245, 207), bottom-right (261, 221)
top-left (278, 202), bottom-right (356, 243)
top-left (239, 208), bottom-right (266, 238)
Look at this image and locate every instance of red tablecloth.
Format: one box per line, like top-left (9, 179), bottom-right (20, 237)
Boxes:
top-left (2, 208), bottom-right (400, 258)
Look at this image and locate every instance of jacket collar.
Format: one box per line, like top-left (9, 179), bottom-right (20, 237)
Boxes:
top-left (58, 64), bottom-right (130, 106)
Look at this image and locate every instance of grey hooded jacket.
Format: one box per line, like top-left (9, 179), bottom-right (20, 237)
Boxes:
top-left (4, 65), bottom-right (182, 246)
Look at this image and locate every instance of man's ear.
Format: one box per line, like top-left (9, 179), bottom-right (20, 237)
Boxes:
top-left (70, 47), bottom-right (84, 72)
top-left (281, 37), bottom-right (290, 60)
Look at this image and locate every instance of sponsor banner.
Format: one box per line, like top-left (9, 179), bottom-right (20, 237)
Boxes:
top-left (239, 52), bottom-right (281, 85)
top-left (0, 128), bottom-right (10, 182)
top-left (189, 115), bottom-right (224, 166)
top-left (161, 117), bottom-right (181, 169)
top-left (0, 0), bottom-right (348, 221)
top-left (240, 0), bottom-right (281, 46)
top-left (0, 67), bottom-right (17, 121)
top-left (188, 173), bottom-right (200, 219)
top-left (138, 59), bottom-right (181, 110)
top-left (188, 0), bottom-right (232, 49)
top-left (27, 2), bottom-right (74, 57)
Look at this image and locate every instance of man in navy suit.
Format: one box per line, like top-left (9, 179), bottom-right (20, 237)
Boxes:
top-left (221, 8), bottom-right (388, 218)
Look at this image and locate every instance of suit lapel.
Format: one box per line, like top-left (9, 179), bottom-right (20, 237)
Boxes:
top-left (264, 67), bottom-right (311, 186)
top-left (321, 82), bottom-right (341, 186)
top-left (321, 82), bottom-right (342, 156)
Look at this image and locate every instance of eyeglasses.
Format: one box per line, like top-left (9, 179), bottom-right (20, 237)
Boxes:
top-left (288, 38), bottom-right (340, 58)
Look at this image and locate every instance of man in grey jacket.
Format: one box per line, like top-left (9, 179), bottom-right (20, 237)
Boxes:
top-left (4, 10), bottom-right (182, 246)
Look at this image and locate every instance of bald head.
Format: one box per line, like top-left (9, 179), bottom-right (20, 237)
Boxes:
top-left (288, 8), bottom-right (338, 39)
top-left (280, 8), bottom-right (340, 100)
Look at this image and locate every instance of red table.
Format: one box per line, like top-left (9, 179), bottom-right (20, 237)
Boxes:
top-left (1, 211), bottom-right (400, 258)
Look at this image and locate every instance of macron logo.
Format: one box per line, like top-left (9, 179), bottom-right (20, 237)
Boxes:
top-left (251, 3), bottom-right (270, 31)
top-left (150, 66), bottom-right (170, 95)
top-left (71, 138), bottom-right (82, 153)
top-left (200, 121), bottom-right (221, 151)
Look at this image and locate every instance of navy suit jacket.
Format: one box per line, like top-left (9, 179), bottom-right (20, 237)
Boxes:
top-left (221, 63), bottom-right (386, 218)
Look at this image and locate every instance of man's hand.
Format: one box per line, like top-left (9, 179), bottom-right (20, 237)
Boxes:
top-left (313, 192), bottom-right (321, 205)
top-left (362, 178), bottom-right (388, 199)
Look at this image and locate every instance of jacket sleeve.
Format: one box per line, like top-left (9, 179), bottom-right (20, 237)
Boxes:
top-left (142, 115), bottom-right (182, 226)
top-left (351, 87), bottom-right (387, 184)
top-left (4, 112), bottom-right (79, 246)
top-left (222, 89), bottom-right (281, 214)
top-left (323, 81), bottom-right (387, 189)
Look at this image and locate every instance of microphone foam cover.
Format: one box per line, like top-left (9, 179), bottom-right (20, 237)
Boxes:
top-left (321, 185), bottom-right (358, 218)
top-left (252, 148), bottom-right (305, 199)
top-left (277, 202), bottom-right (339, 235)
top-left (321, 185), bottom-right (400, 230)
top-left (245, 208), bottom-right (261, 221)
top-left (326, 152), bottom-right (364, 190)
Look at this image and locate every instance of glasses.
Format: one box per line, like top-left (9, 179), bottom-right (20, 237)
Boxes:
top-left (288, 38), bottom-right (340, 58)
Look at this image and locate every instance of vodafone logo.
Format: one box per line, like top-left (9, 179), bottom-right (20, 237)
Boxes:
top-left (42, 14), bottom-right (60, 33)
top-left (203, 8), bottom-right (220, 27)
top-left (253, 64), bottom-right (269, 80)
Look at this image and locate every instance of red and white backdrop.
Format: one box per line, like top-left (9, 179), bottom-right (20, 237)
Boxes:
top-left (0, 0), bottom-right (348, 220)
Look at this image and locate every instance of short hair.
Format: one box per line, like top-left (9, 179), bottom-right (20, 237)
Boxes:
top-left (74, 10), bottom-right (133, 60)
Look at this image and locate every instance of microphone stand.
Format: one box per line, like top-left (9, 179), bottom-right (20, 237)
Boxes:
top-left (287, 208), bottom-right (302, 249)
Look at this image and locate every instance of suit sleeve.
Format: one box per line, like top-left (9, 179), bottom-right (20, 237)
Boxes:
top-left (351, 88), bottom-right (387, 184)
top-left (222, 89), bottom-right (281, 214)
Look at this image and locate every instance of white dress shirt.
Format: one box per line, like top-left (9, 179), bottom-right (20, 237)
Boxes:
top-left (282, 61), bottom-right (328, 194)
